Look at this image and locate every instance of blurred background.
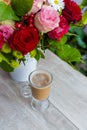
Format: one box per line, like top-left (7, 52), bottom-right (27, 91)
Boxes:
top-left (73, 0), bottom-right (87, 76)
top-left (50, 0), bottom-right (87, 76)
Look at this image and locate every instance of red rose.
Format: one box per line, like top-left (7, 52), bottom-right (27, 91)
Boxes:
top-left (0, 32), bottom-right (4, 49)
top-left (48, 16), bottom-right (69, 41)
top-left (9, 27), bottom-right (40, 55)
top-left (62, 0), bottom-right (82, 23)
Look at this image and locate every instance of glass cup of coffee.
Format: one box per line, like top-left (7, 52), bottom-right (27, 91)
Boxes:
top-left (28, 69), bottom-right (53, 112)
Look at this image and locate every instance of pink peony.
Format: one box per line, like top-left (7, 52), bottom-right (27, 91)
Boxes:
top-left (0, 25), bottom-right (14, 42)
top-left (0, 32), bottom-right (4, 49)
top-left (34, 5), bottom-right (60, 33)
top-left (29, 0), bottom-right (46, 14)
top-left (48, 16), bottom-right (69, 41)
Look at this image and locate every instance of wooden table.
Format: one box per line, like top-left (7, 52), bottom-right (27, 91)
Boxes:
top-left (0, 50), bottom-right (87, 130)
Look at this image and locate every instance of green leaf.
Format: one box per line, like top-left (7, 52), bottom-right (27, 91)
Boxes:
top-left (0, 61), bottom-right (14, 72)
top-left (82, 11), bottom-right (87, 25)
top-left (69, 26), bottom-right (84, 38)
top-left (0, 52), bottom-right (14, 61)
top-left (35, 49), bottom-right (45, 61)
top-left (50, 36), bottom-right (67, 45)
top-left (0, 52), bottom-right (14, 71)
top-left (56, 45), bottom-right (82, 63)
top-left (81, 0), bottom-right (87, 6)
top-left (76, 36), bottom-right (86, 48)
top-left (0, 52), bottom-right (9, 62)
top-left (58, 36), bottom-right (68, 45)
top-left (30, 50), bottom-right (37, 58)
top-left (0, 2), bottom-right (19, 21)
top-left (11, 0), bottom-right (34, 16)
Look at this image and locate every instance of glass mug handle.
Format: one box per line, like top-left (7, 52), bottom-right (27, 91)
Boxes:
top-left (20, 82), bottom-right (31, 98)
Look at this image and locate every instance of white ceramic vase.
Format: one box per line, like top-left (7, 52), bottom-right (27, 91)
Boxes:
top-left (9, 55), bottom-right (37, 82)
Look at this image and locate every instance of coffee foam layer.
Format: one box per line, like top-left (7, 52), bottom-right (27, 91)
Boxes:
top-left (30, 70), bottom-right (51, 88)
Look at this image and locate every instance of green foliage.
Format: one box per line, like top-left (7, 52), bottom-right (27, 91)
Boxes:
top-left (42, 35), bottom-right (82, 65)
top-left (76, 36), bottom-right (86, 48)
top-left (30, 48), bottom-right (45, 61)
top-left (12, 50), bottom-right (23, 59)
top-left (56, 44), bottom-right (82, 63)
top-left (0, 52), bottom-right (9, 63)
top-left (0, 2), bottom-right (19, 21)
top-left (69, 26), bottom-right (87, 49)
top-left (66, 25), bottom-right (87, 76)
top-left (1, 43), bottom-right (11, 53)
top-left (78, 54), bottom-right (87, 76)
top-left (0, 61), bottom-right (14, 72)
top-left (30, 50), bottom-right (37, 58)
top-left (81, 0), bottom-right (87, 6)
top-left (0, 52), bottom-right (14, 72)
top-left (34, 49), bottom-right (45, 61)
top-left (0, 51), bottom-right (20, 72)
top-left (82, 11), bottom-right (87, 25)
top-left (11, 0), bottom-right (34, 17)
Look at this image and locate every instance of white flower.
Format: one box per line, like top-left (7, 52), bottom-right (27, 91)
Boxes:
top-left (48, 0), bottom-right (65, 11)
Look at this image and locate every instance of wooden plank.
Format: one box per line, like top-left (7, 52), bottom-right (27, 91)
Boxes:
top-left (0, 69), bottom-right (78, 130)
top-left (37, 50), bottom-right (87, 130)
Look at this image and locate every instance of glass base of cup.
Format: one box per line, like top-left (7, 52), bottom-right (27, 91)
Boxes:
top-left (31, 97), bottom-right (50, 112)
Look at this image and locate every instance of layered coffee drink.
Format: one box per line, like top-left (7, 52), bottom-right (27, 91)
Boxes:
top-left (29, 70), bottom-right (52, 100)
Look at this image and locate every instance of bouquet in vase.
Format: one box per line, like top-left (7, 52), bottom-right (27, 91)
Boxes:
top-left (0, 0), bottom-right (87, 72)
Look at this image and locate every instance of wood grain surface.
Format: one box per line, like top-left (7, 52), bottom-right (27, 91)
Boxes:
top-left (0, 50), bottom-right (87, 130)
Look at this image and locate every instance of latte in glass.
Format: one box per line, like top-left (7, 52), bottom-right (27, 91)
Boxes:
top-left (29, 70), bottom-right (52, 100)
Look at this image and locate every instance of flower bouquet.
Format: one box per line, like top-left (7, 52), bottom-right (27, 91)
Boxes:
top-left (0, 0), bottom-right (86, 72)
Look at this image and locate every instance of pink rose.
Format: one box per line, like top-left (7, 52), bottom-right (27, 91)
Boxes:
top-left (34, 5), bottom-right (60, 33)
top-left (0, 32), bottom-right (4, 49)
top-left (29, 0), bottom-right (46, 14)
top-left (48, 16), bottom-right (69, 41)
top-left (0, 25), bottom-right (14, 42)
